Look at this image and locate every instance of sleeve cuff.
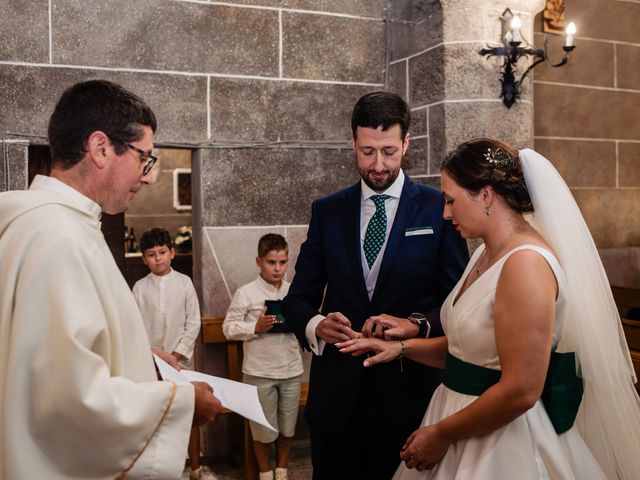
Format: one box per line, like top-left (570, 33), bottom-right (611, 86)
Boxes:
top-left (125, 381), bottom-right (194, 479)
top-left (305, 314), bottom-right (326, 356)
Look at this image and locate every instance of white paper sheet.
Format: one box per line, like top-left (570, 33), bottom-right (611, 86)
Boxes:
top-left (153, 354), bottom-right (276, 432)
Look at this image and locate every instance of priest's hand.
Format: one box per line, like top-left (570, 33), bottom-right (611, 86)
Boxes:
top-left (192, 381), bottom-right (224, 426)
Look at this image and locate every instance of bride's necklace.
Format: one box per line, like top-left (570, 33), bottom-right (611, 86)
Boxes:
top-left (475, 249), bottom-right (488, 277)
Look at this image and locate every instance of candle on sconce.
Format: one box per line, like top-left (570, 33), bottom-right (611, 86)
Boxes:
top-left (510, 15), bottom-right (522, 43)
top-left (565, 22), bottom-right (576, 47)
top-left (480, 7), bottom-right (577, 108)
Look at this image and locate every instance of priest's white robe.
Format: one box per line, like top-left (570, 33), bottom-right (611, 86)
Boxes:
top-left (0, 175), bottom-right (195, 479)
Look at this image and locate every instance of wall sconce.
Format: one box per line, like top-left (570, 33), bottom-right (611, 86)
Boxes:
top-left (479, 8), bottom-right (576, 108)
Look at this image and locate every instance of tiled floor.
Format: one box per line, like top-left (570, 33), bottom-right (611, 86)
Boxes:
top-left (182, 439), bottom-right (312, 480)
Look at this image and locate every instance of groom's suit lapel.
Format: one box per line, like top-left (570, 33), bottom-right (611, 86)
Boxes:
top-left (341, 183), bottom-right (370, 306)
top-left (371, 179), bottom-right (419, 304)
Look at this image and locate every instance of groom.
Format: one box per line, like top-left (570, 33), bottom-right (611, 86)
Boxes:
top-left (282, 91), bottom-right (469, 480)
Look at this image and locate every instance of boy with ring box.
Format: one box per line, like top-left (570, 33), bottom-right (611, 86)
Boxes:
top-left (223, 234), bottom-right (303, 480)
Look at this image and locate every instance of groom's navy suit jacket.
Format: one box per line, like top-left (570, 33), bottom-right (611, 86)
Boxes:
top-left (282, 176), bottom-right (469, 442)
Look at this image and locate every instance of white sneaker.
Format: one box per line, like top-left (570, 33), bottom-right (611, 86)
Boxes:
top-left (189, 466), bottom-right (219, 480)
top-left (275, 467), bottom-right (288, 480)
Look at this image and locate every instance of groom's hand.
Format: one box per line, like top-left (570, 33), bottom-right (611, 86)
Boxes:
top-left (363, 314), bottom-right (419, 340)
top-left (316, 312), bottom-right (360, 344)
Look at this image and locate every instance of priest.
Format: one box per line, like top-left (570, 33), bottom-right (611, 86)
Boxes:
top-left (0, 80), bottom-right (222, 479)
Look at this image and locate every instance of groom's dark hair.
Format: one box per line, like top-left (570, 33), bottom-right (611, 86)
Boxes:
top-left (351, 91), bottom-right (411, 141)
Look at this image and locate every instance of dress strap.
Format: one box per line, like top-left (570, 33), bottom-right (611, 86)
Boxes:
top-left (499, 244), bottom-right (561, 274)
top-left (499, 244), bottom-right (566, 304)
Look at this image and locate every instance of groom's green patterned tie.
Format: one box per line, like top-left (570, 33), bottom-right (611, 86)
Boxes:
top-left (363, 194), bottom-right (391, 268)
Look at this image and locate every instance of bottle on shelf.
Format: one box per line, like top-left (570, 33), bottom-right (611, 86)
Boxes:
top-left (124, 225), bottom-right (130, 252)
top-left (128, 227), bottom-right (137, 253)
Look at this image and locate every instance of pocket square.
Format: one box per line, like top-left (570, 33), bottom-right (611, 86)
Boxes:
top-left (405, 226), bottom-right (434, 236)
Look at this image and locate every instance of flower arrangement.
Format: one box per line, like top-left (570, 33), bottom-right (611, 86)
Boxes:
top-left (173, 226), bottom-right (192, 253)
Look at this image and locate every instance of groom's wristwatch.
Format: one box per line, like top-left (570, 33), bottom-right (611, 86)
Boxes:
top-left (408, 313), bottom-right (430, 338)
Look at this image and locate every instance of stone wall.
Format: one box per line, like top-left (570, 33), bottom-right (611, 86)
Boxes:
top-left (386, 0), bottom-right (543, 191)
top-left (386, 0), bottom-right (443, 186)
top-left (0, 0), bottom-right (385, 306)
top-left (533, 0), bottom-right (640, 248)
top-left (0, 141), bottom-right (28, 191)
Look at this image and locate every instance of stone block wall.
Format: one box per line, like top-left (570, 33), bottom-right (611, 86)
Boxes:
top-left (386, 0), bottom-right (444, 184)
top-left (0, 0), bottom-right (385, 305)
top-left (533, 0), bottom-right (640, 248)
top-left (0, 141), bottom-right (29, 191)
top-left (386, 0), bottom-right (543, 188)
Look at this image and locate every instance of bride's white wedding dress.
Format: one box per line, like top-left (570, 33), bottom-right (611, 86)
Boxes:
top-left (392, 244), bottom-right (606, 480)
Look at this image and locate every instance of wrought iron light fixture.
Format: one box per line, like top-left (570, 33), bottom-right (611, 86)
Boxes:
top-left (479, 8), bottom-right (576, 108)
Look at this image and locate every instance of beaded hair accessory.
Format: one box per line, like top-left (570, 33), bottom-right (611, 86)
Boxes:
top-left (484, 147), bottom-right (515, 168)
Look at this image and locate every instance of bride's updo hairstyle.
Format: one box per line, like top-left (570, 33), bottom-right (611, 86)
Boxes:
top-left (441, 138), bottom-right (533, 214)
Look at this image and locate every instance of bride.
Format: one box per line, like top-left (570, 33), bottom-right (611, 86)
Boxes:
top-left (337, 138), bottom-right (640, 479)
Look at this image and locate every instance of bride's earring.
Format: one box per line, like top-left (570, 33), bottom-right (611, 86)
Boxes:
top-left (485, 207), bottom-right (491, 216)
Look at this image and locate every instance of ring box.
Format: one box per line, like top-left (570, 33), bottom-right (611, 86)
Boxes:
top-left (264, 300), bottom-right (292, 333)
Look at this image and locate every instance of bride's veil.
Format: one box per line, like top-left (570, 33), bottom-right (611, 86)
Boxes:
top-left (519, 148), bottom-right (640, 479)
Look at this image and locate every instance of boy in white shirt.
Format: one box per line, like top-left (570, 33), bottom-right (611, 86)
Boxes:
top-left (133, 227), bottom-right (215, 480)
top-left (223, 234), bottom-right (303, 480)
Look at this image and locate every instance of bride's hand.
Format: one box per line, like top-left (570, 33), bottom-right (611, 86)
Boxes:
top-left (400, 424), bottom-right (450, 471)
top-left (336, 337), bottom-right (402, 367)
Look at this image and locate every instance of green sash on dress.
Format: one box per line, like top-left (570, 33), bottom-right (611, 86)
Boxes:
top-left (443, 352), bottom-right (583, 434)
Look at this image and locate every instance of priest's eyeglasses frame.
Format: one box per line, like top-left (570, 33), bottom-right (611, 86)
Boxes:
top-left (109, 136), bottom-right (158, 176)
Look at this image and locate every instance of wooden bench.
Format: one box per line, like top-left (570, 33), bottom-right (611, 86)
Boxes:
top-left (611, 286), bottom-right (640, 389)
top-left (202, 316), bottom-right (308, 480)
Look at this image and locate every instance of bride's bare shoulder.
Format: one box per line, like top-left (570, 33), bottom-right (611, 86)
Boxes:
top-left (517, 226), bottom-right (557, 259)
